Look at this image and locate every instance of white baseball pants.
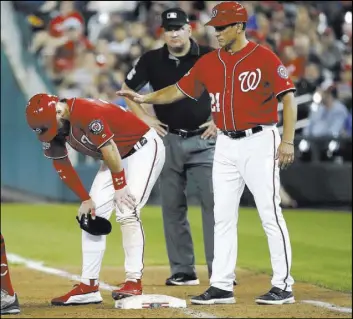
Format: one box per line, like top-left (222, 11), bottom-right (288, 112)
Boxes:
top-left (210, 125), bottom-right (294, 292)
top-left (81, 128), bottom-right (165, 282)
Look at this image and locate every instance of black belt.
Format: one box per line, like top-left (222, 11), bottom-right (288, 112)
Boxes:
top-left (169, 127), bottom-right (207, 138)
top-left (122, 136), bottom-right (148, 159)
top-left (222, 126), bottom-right (263, 139)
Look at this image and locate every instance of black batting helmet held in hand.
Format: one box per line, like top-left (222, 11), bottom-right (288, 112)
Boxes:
top-left (76, 214), bottom-right (112, 236)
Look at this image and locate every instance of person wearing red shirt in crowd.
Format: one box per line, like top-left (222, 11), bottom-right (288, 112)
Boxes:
top-left (49, 1), bottom-right (84, 38)
top-left (117, 1), bottom-right (298, 306)
top-left (53, 17), bottom-right (94, 74)
top-left (25, 94), bottom-right (165, 305)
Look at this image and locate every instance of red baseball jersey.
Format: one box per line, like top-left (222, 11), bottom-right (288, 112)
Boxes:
top-left (177, 41), bottom-right (296, 131)
top-left (42, 98), bottom-right (149, 160)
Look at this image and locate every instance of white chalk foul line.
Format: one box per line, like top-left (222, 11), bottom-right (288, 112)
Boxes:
top-left (8, 254), bottom-right (351, 316)
top-left (7, 253), bottom-right (217, 318)
top-left (301, 300), bottom-right (352, 314)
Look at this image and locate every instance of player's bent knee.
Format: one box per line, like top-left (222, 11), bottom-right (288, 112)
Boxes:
top-left (82, 230), bottom-right (106, 251)
top-left (116, 212), bottom-right (140, 224)
top-left (92, 201), bottom-right (114, 220)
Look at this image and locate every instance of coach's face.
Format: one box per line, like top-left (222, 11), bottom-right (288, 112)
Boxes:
top-left (214, 23), bottom-right (242, 48)
top-left (163, 24), bottom-right (191, 50)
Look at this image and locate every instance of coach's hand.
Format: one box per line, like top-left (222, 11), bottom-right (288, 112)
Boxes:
top-left (276, 141), bottom-right (295, 170)
top-left (78, 198), bottom-right (96, 220)
top-left (116, 90), bottom-right (146, 104)
top-left (200, 120), bottom-right (217, 139)
top-left (114, 186), bottom-right (136, 213)
top-left (143, 114), bottom-right (168, 137)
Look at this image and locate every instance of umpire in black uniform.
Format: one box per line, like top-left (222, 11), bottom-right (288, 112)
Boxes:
top-left (122, 8), bottom-right (216, 285)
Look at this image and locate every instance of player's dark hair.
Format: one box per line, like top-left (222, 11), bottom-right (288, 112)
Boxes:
top-left (215, 22), bottom-right (247, 32)
top-left (60, 98), bottom-right (68, 103)
top-left (233, 22), bottom-right (247, 31)
top-left (232, 22), bottom-right (246, 30)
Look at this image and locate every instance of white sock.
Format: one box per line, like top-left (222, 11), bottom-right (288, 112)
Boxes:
top-left (125, 279), bottom-right (138, 283)
top-left (82, 250), bottom-right (105, 280)
top-left (81, 231), bottom-right (106, 281)
top-left (121, 220), bottom-right (145, 280)
top-left (81, 278), bottom-right (98, 286)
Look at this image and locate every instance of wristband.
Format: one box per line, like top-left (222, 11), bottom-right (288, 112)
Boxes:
top-left (283, 140), bottom-right (294, 145)
top-left (112, 170), bottom-right (127, 190)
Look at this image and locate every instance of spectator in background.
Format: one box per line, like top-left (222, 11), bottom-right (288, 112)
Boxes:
top-left (48, 1), bottom-right (84, 38)
top-left (89, 11), bottom-right (124, 44)
top-left (108, 25), bottom-right (134, 56)
top-left (30, 1), bottom-right (84, 55)
top-left (294, 5), bottom-right (313, 35)
top-left (50, 17), bottom-right (94, 82)
top-left (12, 0), bottom-right (57, 15)
top-left (336, 64), bottom-right (352, 103)
top-left (243, 2), bottom-right (257, 31)
top-left (277, 26), bottom-right (295, 55)
top-left (296, 62), bottom-right (324, 96)
top-left (343, 110), bottom-right (352, 137)
top-left (94, 38), bottom-right (117, 69)
top-left (58, 50), bottom-right (100, 98)
top-left (318, 27), bottom-right (344, 74)
top-left (285, 34), bottom-right (320, 83)
top-left (19, 0), bottom-right (351, 141)
top-left (304, 82), bottom-right (349, 138)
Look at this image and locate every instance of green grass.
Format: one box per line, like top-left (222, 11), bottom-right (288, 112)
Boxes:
top-left (1, 204), bottom-right (351, 292)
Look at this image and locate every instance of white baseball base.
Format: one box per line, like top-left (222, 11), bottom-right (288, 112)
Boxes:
top-left (114, 294), bottom-right (187, 309)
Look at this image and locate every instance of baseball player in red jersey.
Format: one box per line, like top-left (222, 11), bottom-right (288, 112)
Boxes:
top-left (1, 233), bottom-right (21, 314)
top-left (25, 94), bottom-right (165, 305)
top-left (117, 1), bottom-right (297, 306)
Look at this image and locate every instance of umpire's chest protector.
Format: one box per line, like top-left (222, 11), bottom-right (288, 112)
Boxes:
top-left (149, 47), bottom-right (206, 91)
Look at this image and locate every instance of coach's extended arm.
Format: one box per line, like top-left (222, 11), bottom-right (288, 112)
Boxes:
top-left (145, 85), bottom-right (186, 105)
top-left (117, 84), bottom-right (186, 105)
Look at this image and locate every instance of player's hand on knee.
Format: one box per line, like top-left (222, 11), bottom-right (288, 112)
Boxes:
top-left (276, 141), bottom-right (295, 170)
top-left (78, 198), bottom-right (96, 220)
top-left (114, 186), bottom-right (137, 213)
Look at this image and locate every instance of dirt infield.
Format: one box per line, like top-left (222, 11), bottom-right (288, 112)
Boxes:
top-left (8, 265), bottom-right (352, 318)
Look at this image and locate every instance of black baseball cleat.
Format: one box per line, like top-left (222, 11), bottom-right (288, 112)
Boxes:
top-left (255, 287), bottom-right (295, 305)
top-left (165, 273), bottom-right (200, 286)
top-left (191, 286), bottom-right (235, 305)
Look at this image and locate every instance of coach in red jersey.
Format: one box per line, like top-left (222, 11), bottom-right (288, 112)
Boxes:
top-left (117, 1), bottom-right (297, 306)
top-left (25, 94), bottom-right (165, 305)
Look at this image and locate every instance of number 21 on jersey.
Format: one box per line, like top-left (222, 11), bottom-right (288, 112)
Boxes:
top-left (210, 93), bottom-right (220, 112)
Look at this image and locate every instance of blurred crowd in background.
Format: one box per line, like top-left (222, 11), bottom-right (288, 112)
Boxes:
top-left (12, 0), bottom-right (352, 139)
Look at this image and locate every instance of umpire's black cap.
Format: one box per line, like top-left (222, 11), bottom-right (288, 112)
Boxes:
top-left (161, 8), bottom-right (190, 29)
